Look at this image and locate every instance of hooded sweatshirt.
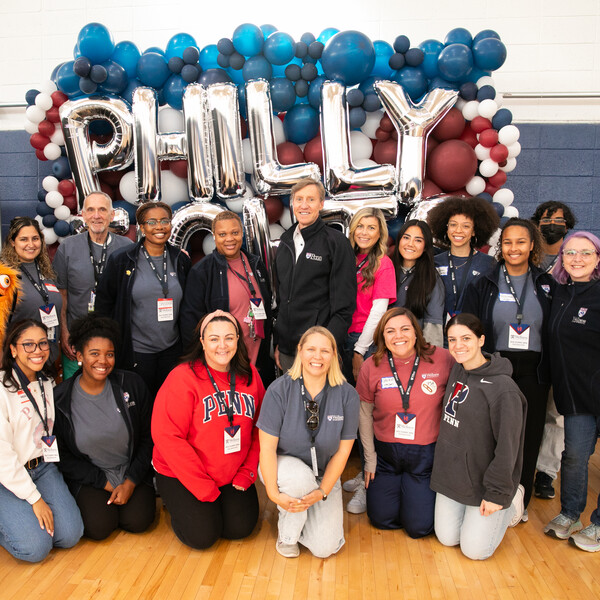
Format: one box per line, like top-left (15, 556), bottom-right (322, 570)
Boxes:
top-left (430, 352), bottom-right (526, 508)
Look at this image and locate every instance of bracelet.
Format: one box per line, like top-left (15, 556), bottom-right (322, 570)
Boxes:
top-left (317, 486), bottom-right (327, 501)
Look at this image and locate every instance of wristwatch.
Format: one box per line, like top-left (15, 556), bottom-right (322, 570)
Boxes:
top-left (317, 486), bottom-right (327, 501)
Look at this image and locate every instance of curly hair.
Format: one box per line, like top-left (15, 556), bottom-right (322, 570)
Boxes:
top-left (496, 218), bottom-right (544, 267)
top-left (531, 201), bottom-right (576, 229)
top-left (68, 315), bottom-right (121, 355)
top-left (349, 207), bottom-right (388, 290)
top-left (427, 196), bottom-right (500, 249)
top-left (0, 217), bottom-right (55, 280)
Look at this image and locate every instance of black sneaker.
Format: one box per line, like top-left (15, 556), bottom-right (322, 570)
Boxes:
top-left (534, 471), bottom-right (555, 499)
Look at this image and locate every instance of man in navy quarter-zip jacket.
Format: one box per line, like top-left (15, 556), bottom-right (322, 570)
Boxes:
top-left (273, 179), bottom-right (356, 372)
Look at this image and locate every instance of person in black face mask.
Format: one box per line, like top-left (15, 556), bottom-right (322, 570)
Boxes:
top-left (531, 201), bottom-right (576, 274)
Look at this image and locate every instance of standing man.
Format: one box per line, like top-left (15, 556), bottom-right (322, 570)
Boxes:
top-left (531, 200), bottom-right (576, 500)
top-left (274, 179), bottom-right (356, 372)
top-left (53, 191), bottom-right (133, 378)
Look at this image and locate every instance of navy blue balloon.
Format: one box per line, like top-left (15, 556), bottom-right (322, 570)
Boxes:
top-left (301, 32), bottom-right (316, 45)
top-left (349, 107), bottom-right (366, 129)
top-left (358, 76), bottom-right (380, 96)
top-left (168, 56), bottom-right (184, 74)
top-left (226, 66), bottom-right (245, 86)
top-left (477, 84), bottom-right (496, 101)
top-left (217, 38), bottom-right (235, 56)
top-left (492, 202), bottom-right (505, 217)
top-left (113, 200), bottom-right (137, 221)
top-left (303, 55), bottom-right (317, 65)
top-left (136, 52), bottom-right (170, 88)
top-left (170, 201), bottom-right (190, 213)
top-left (229, 52), bottom-right (245, 70)
top-left (198, 68), bottom-right (231, 86)
top-left (264, 32), bottom-right (295, 65)
top-left (164, 75), bottom-right (186, 110)
top-left (492, 108), bottom-right (513, 129)
top-left (98, 60), bottom-right (128, 94)
top-left (232, 23), bottom-right (263, 57)
top-left (74, 57), bottom-right (92, 77)
top-left (301, 63), bottom-right (318, 81)
top-left (308, 41), bottom-right (324, 60)
top-left (52, 157), bottom-right (72, 179)
top-left (243, 56), bottom-right (272, 81)
top-left (444, 28), bottom-right (473, 47)
top-left (181, 64), bottom-right (199, 83)
top-left (283, 104), bottom-right (319, 144)
top-left (405, 48), bottom-right (424, 67)
top-left (26, 89), bottom-right (40, 105)
top-left (37, 189), bottom-right (48, 202)
top-left (237, 86), bottom-right (247, 119)
top-left (386, 216), bottom-right (405, 241)
top-left (418, 39), bottom-right (444, 78)
top-left (346, 89), bottom-right (364, 107)
top-left (394, 66), bottom-right (428, 100)
top-left (270, 77), bottom-right (296, 113)
top-left (90, 64), bottom-right (107, 84)
top-left (183, 46), bottom-right (200, 65)
top-left (307, 75), bottom-right (326, 109)
top-left (478, 192), bottom-right (493, 202)
top-left (36, 201), bottom-right (53, 217)
top-left (111, 41), bottom-right (140, 78)
top-left (260, 24), bottom-right (278, 39)
top-left (371, 40), bottom-right (394, 78)
top-left (393, 35), bottom-right (410, 54)
top-left (473, 37), bottom-right (507, 71)
top-left (362, 93), bottom-right (381, 112)
top-left (217, 54), bottom-right (230, 68)
top-left (389, 52), bottom-right (405, 71)
top-left (42, 214), bottom-right (57, 228)
top-left (54, 220), bottom-right (71, 237)
top-left (79, 77), bottom-right (97, 94)
top-left (295, 79), bottom-right (309, 98)
top-left (428, 77), bottom-right (458, 91)
top-left (499, 216), bottom-right (509, 227)
top-left (473, 30), bottom-right (501, 45)
top-left (165, 33), bottom-right (197, 60)
top-left (285, 64), bottom-right (302, 81)
top-left (467, 67), bottom-right (492, 83)
top-left (77, 23), bottom-right (114, 64)
top-left (321, 30), bottom-right (375, 86)
top-left (295, 41), bottom-right (308, 59)
top-left (437, 43), bottom-right (473, 82)
top-left (459, 81), bottom-right (478, 100)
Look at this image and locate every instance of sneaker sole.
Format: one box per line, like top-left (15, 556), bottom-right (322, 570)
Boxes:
top-left (568, 536), bottom-right (600, 553)
top-left (346, 504), bottom-right (367, 514)
top-left (534, 490), bottom-right (555, 499)
top-left (544, 528), bottom-right (571, 540)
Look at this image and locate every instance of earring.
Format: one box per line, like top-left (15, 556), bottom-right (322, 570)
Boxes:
top-left (77, 361), bottom-right (82, 366)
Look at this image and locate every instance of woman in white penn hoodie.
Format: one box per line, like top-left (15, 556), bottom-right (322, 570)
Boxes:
top-left (430, 313), bottom-right (526, 560)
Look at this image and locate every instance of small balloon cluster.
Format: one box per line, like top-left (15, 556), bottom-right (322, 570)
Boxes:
top-left (24, 22), bottom-right (519, 254)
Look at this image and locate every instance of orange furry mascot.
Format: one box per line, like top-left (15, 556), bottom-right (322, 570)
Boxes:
top-left (0, 262), bottom-right (22, 347)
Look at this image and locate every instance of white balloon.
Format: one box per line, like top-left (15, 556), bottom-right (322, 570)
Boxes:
top-left (503, 205), bottom-right (519, 218)
top-left (202, 234), bottom-right (215, 255)
top-left (119, 171), bottom-right (138, 204)
top-left (474, 144), bottom-right (491, 161)
top-left (242, 181), bottom-right (255, 199)
top-left (35, 215), bottom-right (44, 226)
top-left (479, 158), bottom-right (499, 178)
top-left (461, 100), bottom-right (480, 121)
top-left (226, 197), bottom-right (245, 213)
top-left (43, 143), bottom-right (62, 160)
top-left (507, 141), bottom-right (521, 158)
top-left (465, 176), bottom-right (486, 196)
top-left (273, 117), bottom-right (286, 146)
top-left (279, 207), bottom-right (293, 229)
top-left (493, 188), bottom-right (514, 207)
top-left (50, 128), bottom-right (64, 146)
top-left (26, 105), bottom-right (46, 124)
top-left (35, 93), bottom-right (53, 111)
top-left (158, 107), bottom-right (184, 133)
top-left (269, 223), bottom-right (285, 239)
top-left (54, 205), bottom-right (71, 220)
top-left (160, 170), bottom-right (189, 206)
top-left (495, 92), bottom-right (503, 108)
top-left (354, 158), bottom-right (378, 168)
top-left (499, 157), bottom-right (517, 173)
top-left (349, 130), bottom-right (372, 162)
top-left (477, 76), bottom-right (496, 89)
top-left (498, 124), bottom-right (520, 145)
top-left (455, 97), bottom-right (466, 111)
top-left (24, 120), bottom-right (38, 134)
top-left (43, 228), bottom-right (58, 245)
top-left (242, 138), bottom-right (253, 174)
top-left (487, 228), bottom-right (500, 254)
top-left (39, 80), bottom-right (58, 95)
top-left (360, 110), bottom-right (383, 139)
top-left (478, 99), bottom-right (498, 119)
top-left (45, 190), bottom-right (64, 208)
top-left (42, 176), bottom-right (59, 192)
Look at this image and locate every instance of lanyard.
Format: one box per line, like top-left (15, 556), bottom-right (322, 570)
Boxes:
top-left (20, 262), bottom-right (49, 305)
top-left (227, 255), bottom-right (257, 297)
top-left (398, 266), bottom-right (414, 288)
top-left (87, 233), bottom-right (108, 289)
top-left (448, 250), bottom-right (474, 311)
top-left (387, 350), bottom-right (420, 413)
top-left (13, 363), bottom-right (49, 436)
top-left (205, 364), bottom-right (236, 427)
top-left (356, 255), bottom-right (368, 276)
top-left (502, 265), bottom-right (529, 325)
top-left (141, 246), bottom-right (169, 297)
top-left (299, 375), bottom-right (328, 445)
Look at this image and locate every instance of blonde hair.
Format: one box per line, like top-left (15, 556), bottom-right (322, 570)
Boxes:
top-left (288, 326), bottom-right (346, 387)
top-left (349, 207), bottom-right (388, 290)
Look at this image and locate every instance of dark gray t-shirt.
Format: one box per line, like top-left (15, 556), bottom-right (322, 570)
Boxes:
top-left (53, 232), bottom-right (133, 327)
top-left (493, 271), bottom-right (543, 352)
top-left (257, 374), bottom-right (359, 476)
top-left (391, 268), bottom-right (445, 326)
top-left (71, 376), bottom-right (129, 488)
top-left (131, 252), bottom-right (183, 353)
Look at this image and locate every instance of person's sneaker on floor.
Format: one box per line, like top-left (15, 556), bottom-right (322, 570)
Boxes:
top-left (346, 484), bottom-right (367, 514)
top-left (534, 471), bottom-right (555, 499)
top-left (521, 509), bottom-right (529, 523)
top-left (509, 484), bottom-right (525, 527)
top-left (343, 471), bottom-right (364, 493)
top-left (569, 523), bottom-right (600, 552)
top-left (544, 513), bottom-right (583, 540)
top-left (276, 540), bottom-right (300, 558)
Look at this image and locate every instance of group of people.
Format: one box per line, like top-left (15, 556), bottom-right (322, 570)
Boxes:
top-left (0, 180), bottom-right (599, 565)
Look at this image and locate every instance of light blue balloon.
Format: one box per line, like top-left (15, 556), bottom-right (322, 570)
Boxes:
top-left (418, 39), bottom-right (444, 79)
top-left (370, 40), bottom-right (394, 79)
top-left (164, 74), bottom-right (187, 110)
top-left (199, 44), bottom-right (220, 70)
top-left (165, 33), bottom-right (198, 60)
top-left (318, 27), bottom-right (339, 45)
top-left (56, 61), bottom-right (80, 96)
top-left (264, 32), bottom-right (295, 66)
top-left (260, 24), bottom-right (278, 39)
top-left (112, 41), bottom-right (141, 78)
top-left (321, 30), bottom-right (375, 86)
top-left (77, 23), bottom-right (114, 64)
top-left (232, 23), bottom-right (264, 57)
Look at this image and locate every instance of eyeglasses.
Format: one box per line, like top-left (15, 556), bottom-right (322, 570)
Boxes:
top-left (540, 218), bottom-right (567, 225)
top-left (563, 249), bottom-right (598, 258)
top-left (306, 399), bottom-right (319, 431)
top-left (447, 222), bottom-right (473, 231)
top-left (18, 341), bottom-right (50, 353)
top-left (143, 219), bottom-right (171, 227)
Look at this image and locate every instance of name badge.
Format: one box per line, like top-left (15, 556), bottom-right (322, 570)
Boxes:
top-left (499, 293), bottom-right (515, 302)
top-left (44, 283), bottom-right (59, 293)
top-left (395, 413), bottom-right (416, 440)
top-left (508, 323), bottom-right (530, 350)
top-left (436, 266), bottom-right (448, 276)
top-left (88, 290), bottom-right (96, 313)
top-left (381, 376), bottom-right (396, 389)
top-left (39, 304), bottom-right (59, 328)
top-left (41, 435), bottom-right (60, 462)
top-left (310, 446), bottom-right (319, 477)
top-left (224, 425), bottom-right (241, 454)
top-left (157, 298), bottom-right (174, 322)
top-left (250, 297), bottom-right (267, 320)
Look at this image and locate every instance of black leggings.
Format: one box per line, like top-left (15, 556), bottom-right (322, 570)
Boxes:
top-left (155, 473), bottom-right (259, 550)
top-left (76, 483), bottom-right (156, 540)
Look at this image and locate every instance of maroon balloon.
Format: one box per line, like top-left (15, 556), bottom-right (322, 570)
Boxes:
top-left (240, 117), bottom-right (248, 139)
top-left (30, 133), bottom-right (50, 151)
top-left (62, 195), bottom-right (78, 212)
top-left (484, 183), bottom-right (499, 196)
top-left (489, 143), bottom-right (509, 163)
top-left (426, 139), bottom-right (478, 192)
top-left (375, 127), bottom-right (390, 142)
top-left (35, 149), bottom-right (48, 161)
top-left (170, 159), bottom-right (188, 179)
top-left (277, 141), bottom-right (304, 165)
top-left (99, 182), bottom-right (113, 198)
top-left (432, 107), bottom-right (465, 141)
top-left (373, 139), bottom-right (398, 165)
top-left (379, 114), bottom-right (394, 132)
top-left (422, 179), bottom-right (442, 198)
top-left (99, 170), bottom-right (124, 187)
top-left (46, 106), bottom-right (60, 123)
top-left (459, 125), bottom-right (478, 149)
top-left (487, 170), bottom-right (507, 187)
top-left (57, 179), bottom-right (75, 197)
top-left (264, 196), bottom-right (284, 224)
top-left (303, 135), bottom-right (323, 172)
top-left (38, 120), bottom-right (55, 138)
top-left (51, 91), bottom-right (68, 106)
top-left (478, 128), bottom-right (499, 148)
top-left (470, 116), bottom-right (493, 134)
top-left (426, 137), bottom-right (439, 158)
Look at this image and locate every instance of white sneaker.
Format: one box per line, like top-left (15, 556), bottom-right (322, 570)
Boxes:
top-left (509, 484), bottom-right (525, 527)
top-left (346, 485), bottom-right (367, 514)
top-left (276, 541), bottom-right (300, 558)
top-left (343, 472), bottom-right (364, 493)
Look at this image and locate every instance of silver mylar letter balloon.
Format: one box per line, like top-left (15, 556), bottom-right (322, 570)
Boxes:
top-left (374, 83), bottom-right (458, 207)
top-left (59, 97), bottom-right (134, 209)
top-left (110, 207), bottom-right (130, 235)
top-left (319, 196), bottom-right (398, 236)
top-left (320, 81), bottom-right (396, 199)
top-left (246, 79), bottom-right (320, 196)
top-left (169, 201), bottom-right (227, 250)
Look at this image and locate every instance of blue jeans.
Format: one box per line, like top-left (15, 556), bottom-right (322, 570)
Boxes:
top-left (560, 414), bottom-right (600, 525)
top-left (0, 462), bottom-right (83, 562)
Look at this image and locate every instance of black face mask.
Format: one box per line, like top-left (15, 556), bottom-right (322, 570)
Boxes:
top-left (540, 224), bottom-right (566, 245)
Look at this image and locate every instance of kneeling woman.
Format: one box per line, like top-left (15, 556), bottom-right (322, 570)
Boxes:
top-left (54, 316), bottom-right (155, 540)
top-left (152, 311), bottom-right (264, 549)
top-left (258, 326), bottom-right (359, 558)
top-left (0, 319), bottom-right (83, 562)
top-left (356, 307), bottom-right (453, 537)
top-left (431, 313), bottom-right (526, 560)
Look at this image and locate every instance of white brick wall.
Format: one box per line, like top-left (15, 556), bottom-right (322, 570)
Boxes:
top-left (1, 0), bottom-right (599, 128)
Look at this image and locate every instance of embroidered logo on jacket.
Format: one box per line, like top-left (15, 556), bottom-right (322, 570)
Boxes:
top-left (202, 391), bottom-right (256, 423)
top-left (305, 252), bottom-right (322, 261)
top-left (443, 382), bottom-right (469, 427)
